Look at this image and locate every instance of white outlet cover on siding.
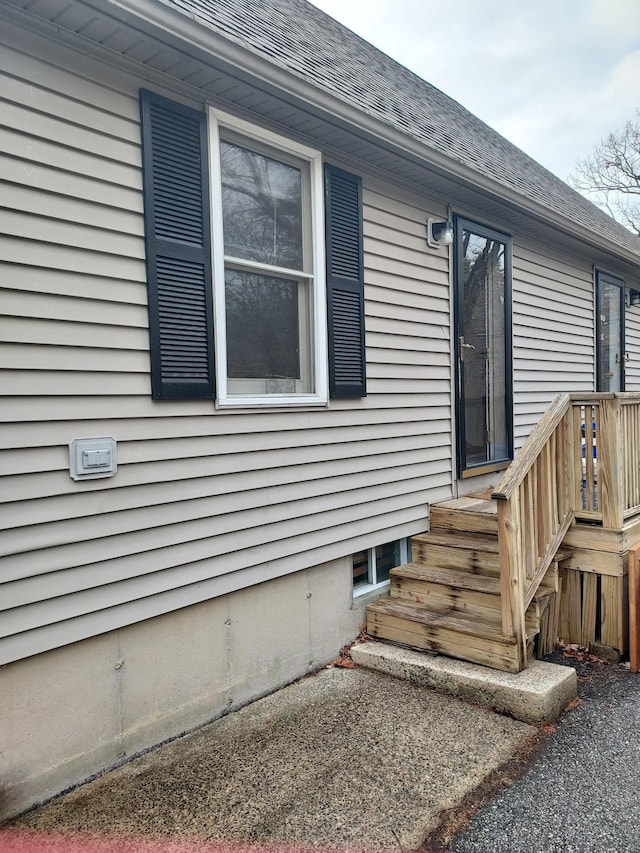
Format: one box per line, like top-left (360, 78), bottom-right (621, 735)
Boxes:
top-left (69, 437), bottom-right (117, 481)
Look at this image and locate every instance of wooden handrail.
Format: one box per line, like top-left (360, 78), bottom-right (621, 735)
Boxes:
top-left (492, 392), bottom-right (574, 669)
top-left (492, 393), bottom-right (571, 502)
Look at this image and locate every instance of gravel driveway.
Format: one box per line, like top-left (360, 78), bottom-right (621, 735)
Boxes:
top-left (436, 652), bottom-right (640, 853)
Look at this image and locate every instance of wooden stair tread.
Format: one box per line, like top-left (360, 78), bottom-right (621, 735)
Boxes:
top-left (412, 531), bottom-right (499, 551)
top-left (391, 562), bottom-right (501, 595)
top-left (433, 497), bottom-right (497, 515)
top-left (464, 486), bottom-right (497, 500)
top-left (429, 500), bottom-right (499, 536)
top-left (367, 597), bottom-right (514, 643)
top-left (414, 532), bottom-right (568, 561)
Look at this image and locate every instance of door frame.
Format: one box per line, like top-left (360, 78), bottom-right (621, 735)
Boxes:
top-left (454, 216), bottom-right (514, 479)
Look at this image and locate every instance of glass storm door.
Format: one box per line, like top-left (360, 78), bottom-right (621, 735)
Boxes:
top-left (596, 271), bottom-right (625, 392)
top-left (455, 218), bottom-right (512, 476)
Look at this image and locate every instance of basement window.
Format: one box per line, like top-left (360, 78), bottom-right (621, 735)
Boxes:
top-left (352, 539), bottom-right (409, 597)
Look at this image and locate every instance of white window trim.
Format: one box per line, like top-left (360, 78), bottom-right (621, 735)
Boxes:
top-left (352, 538), bottom-right (409, 598)
top-left (208, 107), bottom-right (328, 408)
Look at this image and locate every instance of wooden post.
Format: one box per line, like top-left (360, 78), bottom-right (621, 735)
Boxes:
top-left (599, 396), bottom-right (624, 529)
top-left (524, 475), bottom-right (535, 580)
top-left (585, 405), bottom-right (596, 513)
top-left (572, 403), bottom-right (586, 512)
top-left (601, 574), bottom-right (625, 652)
top-left (566, 569), bottom-right (582, 643)
top-left (549, 432), bottom-right (558, 525)
top-left (627, 549), bottom-right (638, 670)
top-left (496, 497), bottom-right (526, 671)
top-left (581, 573), bottom-right (597, 647)
top-left (561, 409), bottom-right (574, 519)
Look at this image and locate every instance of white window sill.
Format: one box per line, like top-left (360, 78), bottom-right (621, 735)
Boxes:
top-left (352, 581), bottom-right (390, 608)
top-left (216, 394), bottom-right (328, 409)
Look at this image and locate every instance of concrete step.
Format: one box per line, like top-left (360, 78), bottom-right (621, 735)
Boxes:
top-left (351, 641), bottom-right (578, 723)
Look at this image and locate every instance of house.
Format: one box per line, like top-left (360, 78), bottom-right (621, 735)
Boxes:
top-left (2, 0), bottom-right (640, 820)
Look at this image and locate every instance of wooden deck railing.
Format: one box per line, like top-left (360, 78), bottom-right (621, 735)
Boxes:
top-left (571, 393), bottom-right (640, 526)
top-left (572, 397), bottom-right (600, 519)
top-left (492, 393), bottom-right (574, 665)
top-left (492, 391), bottom-right (640, 664)
top-left (621, 396), bottom-right (640, 518)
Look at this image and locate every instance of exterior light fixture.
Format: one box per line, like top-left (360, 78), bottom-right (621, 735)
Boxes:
top-left (427, 218), bottom-right (454, 249)
top-left (628, 289), bottom-right (640, 307)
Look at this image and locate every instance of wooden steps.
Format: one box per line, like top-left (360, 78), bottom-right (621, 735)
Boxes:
top-left (429, 497), bottom-right (497, 536)
top-left (390, 563), bottom-right (503, 623)
top-left (412, 531), bottom-right (500, 576)
top-left (366, 496), bottom-right (568, 673)
top-left (366, 597), bottom-right (520, 672)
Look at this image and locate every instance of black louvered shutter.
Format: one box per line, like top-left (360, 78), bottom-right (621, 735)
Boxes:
top-left (140, 90), bottom-right (215, 400)
top-left (325, 165), bottom-right (366, 398)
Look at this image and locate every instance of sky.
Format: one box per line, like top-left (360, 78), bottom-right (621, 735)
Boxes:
top-left (309, 0), bottom-right (640, 182)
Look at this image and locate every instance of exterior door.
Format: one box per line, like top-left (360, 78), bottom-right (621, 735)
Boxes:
top-left (596, 271), bottom-right (625, 392)
top-left (455, 218), bottom-right (513, 477)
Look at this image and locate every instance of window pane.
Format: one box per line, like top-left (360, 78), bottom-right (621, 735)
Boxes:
top-left (352, 550), bottom-right (369, 587)
top-left (374, 541), bottom-right (402, 584)
top-left (220, 141), bottom-right (303, 269)
top-left (462, 231), bottom-right (508, 467)
top-left (225, 269), bottom-right (301, 383)
top-left (597, 278), bottom-right (623, 392)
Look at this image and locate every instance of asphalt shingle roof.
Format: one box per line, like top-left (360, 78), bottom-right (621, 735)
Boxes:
top-left (167, 0), bottom-right (640, 258)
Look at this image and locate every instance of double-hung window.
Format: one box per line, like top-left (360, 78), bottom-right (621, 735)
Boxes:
top-left (210, 110), bottom-right (326, 407)
top-left (139, 90), bottom-right (365, 404)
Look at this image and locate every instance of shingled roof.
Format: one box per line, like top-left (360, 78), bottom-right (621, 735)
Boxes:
top-left (166, 0), bottom-right (639, 258)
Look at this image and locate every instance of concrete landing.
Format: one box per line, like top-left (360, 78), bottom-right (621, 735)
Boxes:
top-left (9, 667), bottom-right (536, 851)
top-left (351, 642), bottom-right (577, 723)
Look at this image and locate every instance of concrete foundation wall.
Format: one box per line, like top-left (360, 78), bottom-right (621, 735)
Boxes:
top-left (1, 557), bottom-right (362, 821)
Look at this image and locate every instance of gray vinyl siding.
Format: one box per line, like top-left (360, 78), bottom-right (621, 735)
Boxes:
top-left (625, 303), bottom-right (640, 391)
top-left (512, 239), bottom-right (595, 448)
top-left (0, 35), bottom-right (452, 664)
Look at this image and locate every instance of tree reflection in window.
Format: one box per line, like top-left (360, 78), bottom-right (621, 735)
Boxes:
top-left (225, 270), bottom-right (300, 380)
top-left (220, 141), bottom-right (303, 270)
top-left (462, 231), bottom-right (507, 466)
